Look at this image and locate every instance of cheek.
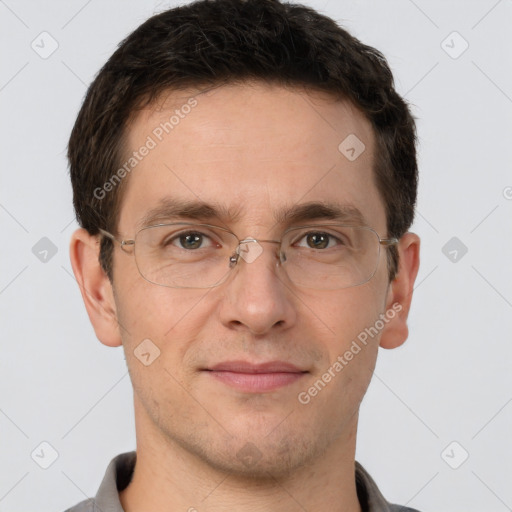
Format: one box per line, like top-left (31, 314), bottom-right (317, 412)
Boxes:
top-left (300, 285), bottom-right (385, 408)
top-left (304, 284), bottom-right (385, 390)
top-left (113, 269), bottom-right (212, 364)
top-left (312, 282), bottom-right (385, 349)
top-left (114, 283), bottom-right (213, 416)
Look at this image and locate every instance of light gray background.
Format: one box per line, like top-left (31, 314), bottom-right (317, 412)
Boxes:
top-left (1, 0), bottom-right (511, 510)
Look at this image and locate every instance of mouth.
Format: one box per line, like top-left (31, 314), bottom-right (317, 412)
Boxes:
top-left (202, 360), bottom-right (309, 393)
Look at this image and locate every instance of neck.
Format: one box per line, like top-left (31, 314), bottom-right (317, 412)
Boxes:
top-left (120, 397), bottom-right (362, 512)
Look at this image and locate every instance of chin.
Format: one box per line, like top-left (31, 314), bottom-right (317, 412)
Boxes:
top-left (177, 428), bottom-right (324, 482)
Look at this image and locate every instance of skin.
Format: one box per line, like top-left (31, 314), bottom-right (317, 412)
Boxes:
top-left (70, 81), bottom-right (420, 512)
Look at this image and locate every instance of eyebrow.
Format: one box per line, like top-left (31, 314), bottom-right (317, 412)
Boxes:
top-left (137, 198), bottom-right (241, 229)
top-left (275, 202), bottom-right (367, 226)
top-left (136, 199), bottom-right (367, 230)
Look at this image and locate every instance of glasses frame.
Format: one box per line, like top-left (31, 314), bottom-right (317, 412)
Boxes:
top-left (98, 222), bottom-right (399, 289)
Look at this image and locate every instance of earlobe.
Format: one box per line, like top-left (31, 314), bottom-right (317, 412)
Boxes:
top-left (69, 228), bottom-right (123, 347)
top-left (379, 232), bottom-right (420, 350)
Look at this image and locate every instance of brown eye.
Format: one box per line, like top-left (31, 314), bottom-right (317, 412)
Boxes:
top-left (306, 233), bottom-right (330, 249)
top-left (295, 231), bottom-right (344, 250)
top-left (177, 233), bottom-right (204, 250)
top-left (163, 231), bottom-right (212, 250)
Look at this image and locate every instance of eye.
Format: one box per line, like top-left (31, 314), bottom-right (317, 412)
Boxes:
top-left (167, 231), bottom-right (214, 250)
top-left (296, 231), bottom-right (342, 250)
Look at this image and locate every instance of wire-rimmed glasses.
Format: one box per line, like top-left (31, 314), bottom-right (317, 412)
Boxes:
top-left (99, 222), bottom-right (398, 290)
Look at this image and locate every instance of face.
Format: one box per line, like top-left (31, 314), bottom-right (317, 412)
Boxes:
top-left (108, 82), bottom-right (399, 477)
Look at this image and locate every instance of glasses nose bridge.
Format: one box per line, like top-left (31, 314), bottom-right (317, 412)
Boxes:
top-left (230, 237), bottom-right (282, 267)
top-left (239, 237), bottom-right (281, 246)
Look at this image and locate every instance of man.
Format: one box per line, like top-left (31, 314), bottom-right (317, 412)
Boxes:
top-left (66, 0), bottom-right (421, 510)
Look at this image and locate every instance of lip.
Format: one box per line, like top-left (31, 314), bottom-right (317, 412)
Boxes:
top-left (209, 360), bottom-right (305, 373)
top-left (204, 360), bottom-right (308, 392)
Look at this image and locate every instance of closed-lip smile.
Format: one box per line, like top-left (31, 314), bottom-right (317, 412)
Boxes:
top-left (204, 360), bottom-right (308, 392)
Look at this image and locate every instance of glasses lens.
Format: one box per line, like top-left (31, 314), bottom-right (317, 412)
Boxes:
top-left (134, 224), bottom-right (237, 288)
top-left (131, 223), bottom-right (382, 290)
top-left (281, 225), bottom-right (380, 289)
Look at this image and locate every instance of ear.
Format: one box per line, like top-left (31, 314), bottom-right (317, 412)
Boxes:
top-left (379, 232), bottom-right (420, 350)
top-left (69, 228), bottom-right (122, 347)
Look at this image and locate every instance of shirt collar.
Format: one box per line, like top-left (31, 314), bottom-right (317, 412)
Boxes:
top-left (94, 451), bottom-right (395, 512)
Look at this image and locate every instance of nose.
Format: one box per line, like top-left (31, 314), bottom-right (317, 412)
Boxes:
top-left (218, 239), bottom-right (297, 336)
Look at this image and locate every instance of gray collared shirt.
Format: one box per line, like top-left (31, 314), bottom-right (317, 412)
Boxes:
top-left (64, 451), bottom-right (421, 512)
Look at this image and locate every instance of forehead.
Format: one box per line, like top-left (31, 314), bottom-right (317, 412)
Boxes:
top-left (118, 82), bottom-right (386, 233)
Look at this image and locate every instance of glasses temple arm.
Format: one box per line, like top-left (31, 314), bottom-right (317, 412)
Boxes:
top-left (98, 228), bottom-right (116, 242)
top-left (379, 237), bottom-right (399, 246)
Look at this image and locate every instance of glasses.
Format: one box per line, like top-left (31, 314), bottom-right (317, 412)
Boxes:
top-left (99, 222), bottom-right (398, 290)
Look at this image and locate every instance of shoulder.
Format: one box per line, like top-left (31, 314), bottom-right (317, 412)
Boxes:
top-left (355, 460), bottom-right (424, 512)
top-left (62, 451), bottom-right (136, 512)
top-left (63, 498), bottom-right (96, 512)
top-left (388, 506), bottom-right (422, 512)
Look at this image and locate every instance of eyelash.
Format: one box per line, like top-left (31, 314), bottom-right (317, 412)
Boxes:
top-left (164, 229), bottom-right (347, 251)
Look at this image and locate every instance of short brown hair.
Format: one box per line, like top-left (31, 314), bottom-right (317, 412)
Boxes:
top-left (68, 0), bottom-right (418, 281)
